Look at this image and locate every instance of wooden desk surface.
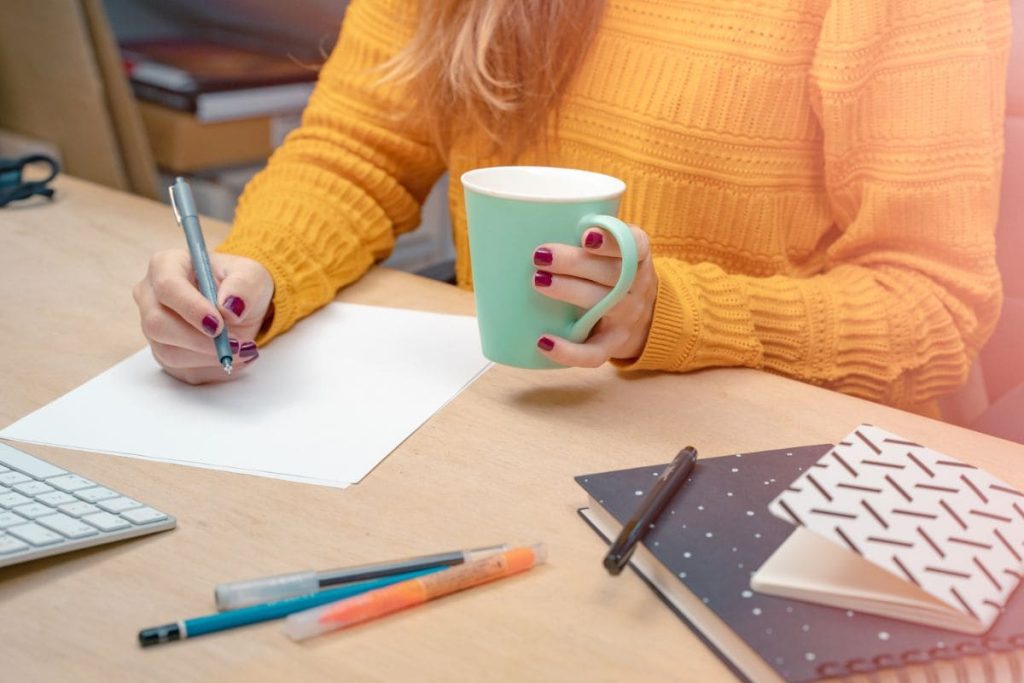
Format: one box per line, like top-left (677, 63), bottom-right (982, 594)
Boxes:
top-left (2, 177), bottom-right (1022, 682)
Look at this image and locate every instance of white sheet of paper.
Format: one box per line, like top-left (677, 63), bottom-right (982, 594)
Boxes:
top-left (0, 303), bottom-right (491, 488)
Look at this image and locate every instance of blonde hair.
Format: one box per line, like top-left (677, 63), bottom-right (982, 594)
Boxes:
top-left (382, 0), bottom-right (605, 157)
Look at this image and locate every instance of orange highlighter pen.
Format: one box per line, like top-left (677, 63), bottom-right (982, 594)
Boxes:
top-left (284, 543), bottom-right (546, 641)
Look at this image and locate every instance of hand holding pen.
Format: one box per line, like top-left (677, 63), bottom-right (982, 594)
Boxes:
top-left (132, 177), bottom-right (275, 384)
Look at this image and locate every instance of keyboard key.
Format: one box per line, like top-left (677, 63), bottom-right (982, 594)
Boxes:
top-left (97, 497), bottom-right (141, 513)
top-left (37, 514), bottom-right (98, 539)
top-left (36, 491), bottom-right (76, 507)
top-left (0, 511), bottom-right (27, 528)
top-left (75, 486), bottom-right (119, 503)
top-left (13, 481), bottom-right (55, 497)
top-left (82, 512), bottom-right (130, 532)
top-left (12, 503), bottom-right (57, 519)
top-left (120, 507), bottom-right (168, 525)
top-left (0, 492), bottom-right (31, 508)
top-left (47, 474), bottom-right (95, 493)
top-left (0, 534), bottom-right (29, 554)
top-left (0, 443), bottom-right (66, 478)
top-left (0, 471), bottom-right (30, 486)
top-left (58, 501), bottom-right (99, 518)
top-left (7, 523), bottom-right (63, 546)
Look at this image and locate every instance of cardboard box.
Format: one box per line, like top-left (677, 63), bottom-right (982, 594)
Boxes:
top-left (139, 102), bottom-right (274, 173)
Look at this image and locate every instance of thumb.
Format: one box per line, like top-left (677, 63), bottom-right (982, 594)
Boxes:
top-left (213, 255), bottom-right (274, 328)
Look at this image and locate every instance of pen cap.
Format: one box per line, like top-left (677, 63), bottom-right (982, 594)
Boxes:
top-left (168, 177), bottom-right (198, 220)
top-left (283, 602), bottom-right (342, 642)
top-left (215, 571), bottom-right (320, 611)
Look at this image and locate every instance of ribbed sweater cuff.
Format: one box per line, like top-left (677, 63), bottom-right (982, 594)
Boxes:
top-left (745, 275), bottom-right (826, 380)
top-left (216, 197), bottom-right (372, 344)
top-left (615, 259), bottom-right (762, 372)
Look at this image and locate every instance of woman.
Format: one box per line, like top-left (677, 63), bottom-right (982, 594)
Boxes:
top-left (133, 0), bottom-right (1012, 417)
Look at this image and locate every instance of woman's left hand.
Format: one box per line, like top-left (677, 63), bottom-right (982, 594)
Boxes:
top-left (532, 224), bottom-right (657, 367)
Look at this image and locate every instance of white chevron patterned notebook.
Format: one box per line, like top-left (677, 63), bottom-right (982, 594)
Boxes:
top-left (752, 424), bottom-right (1024, 635)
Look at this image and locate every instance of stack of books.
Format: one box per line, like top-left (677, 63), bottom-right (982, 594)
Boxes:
top-left (121, 40), bottom-right (317, 172)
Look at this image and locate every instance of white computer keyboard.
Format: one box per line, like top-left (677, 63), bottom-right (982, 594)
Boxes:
top-left (0, 441), bottom-right (175, 568)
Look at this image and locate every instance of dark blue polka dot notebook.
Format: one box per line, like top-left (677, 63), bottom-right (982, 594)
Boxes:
top-left (576, 445), bottom-right (1024, 683)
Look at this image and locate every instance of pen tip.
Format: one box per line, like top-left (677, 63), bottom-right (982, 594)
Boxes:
top-left (602, 554), bottom-right (625, 576)
top-left (139, 622), bottom-right (182, 647)
top-left (223, 361), bottom-right (233, 375)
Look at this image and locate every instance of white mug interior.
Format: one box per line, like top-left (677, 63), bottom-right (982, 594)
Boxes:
top-left (460, 166), bottom-right (625, 203)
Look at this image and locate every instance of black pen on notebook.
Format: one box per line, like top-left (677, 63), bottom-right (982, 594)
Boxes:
top-left (169, 176), bottom-right (233, 374)
top-left (603, 446), bottom-right (698, 575)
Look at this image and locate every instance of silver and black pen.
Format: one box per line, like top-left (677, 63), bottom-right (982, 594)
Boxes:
top-left (169, 176), bottom-right (233, 374)
top-left (213, 544), bottom-right (509, 610)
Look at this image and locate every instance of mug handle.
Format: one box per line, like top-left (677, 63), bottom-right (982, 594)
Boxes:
top-left (567, 214), bottom-right (638, 343)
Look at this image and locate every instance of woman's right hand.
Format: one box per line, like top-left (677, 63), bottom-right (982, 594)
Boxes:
top-left (133, 250), bottom-right (274, 385)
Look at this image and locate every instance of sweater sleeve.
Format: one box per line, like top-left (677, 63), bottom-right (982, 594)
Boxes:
top-left (216, 0), bottom-right (444, 342)
top-left (619, 0), bottom-right (1011, 411)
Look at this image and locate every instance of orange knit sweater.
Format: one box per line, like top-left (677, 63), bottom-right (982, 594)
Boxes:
top-left (218, 0), bottom-right (1011, 415)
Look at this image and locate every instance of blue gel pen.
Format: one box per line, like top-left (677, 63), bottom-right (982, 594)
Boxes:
top-left (169, 176), bottom-right (233, 374)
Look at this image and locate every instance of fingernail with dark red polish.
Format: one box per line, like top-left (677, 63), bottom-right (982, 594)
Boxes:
top-left (239, 341), bottom-right (259, 360)
top-left (244, 352), bottom-right (259, 364)
top-left (224, 295), bottom-right (246, 318)
top-left (584, 231), bottom-right (604, 249)
top-left (533, 247), bottom-right (553, 266)
top-left (202, 315), bottom-right (219, 336)
top-left (229, 338), bottom-right (240, 354)
top-left (537, 336), bottom-right (555, 351)
top-left (534, 270), bottom-right (553, 287)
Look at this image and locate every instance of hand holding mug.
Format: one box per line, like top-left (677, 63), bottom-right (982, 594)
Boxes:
top-left (531, 223), bottom-right (656, 367)
top-left (462, 166), bottom-right (648, 369)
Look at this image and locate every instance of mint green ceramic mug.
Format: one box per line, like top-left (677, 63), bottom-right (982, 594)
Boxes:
top-left (461, 166), bottom-right (638, 369)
